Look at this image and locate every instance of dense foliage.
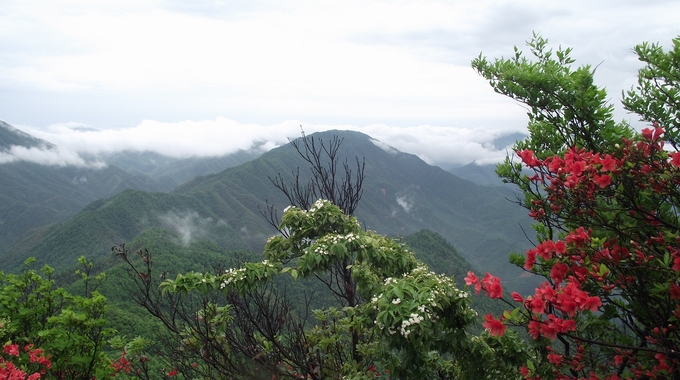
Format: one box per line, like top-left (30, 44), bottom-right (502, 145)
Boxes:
top-left (2, 33), bottom-right (679, 380)
top-left (0, 258), bottom-right (115, 379)
top-left (471, 34), bottom-right (680, 378)
top-left (117, 200), bottom-right (525, 379)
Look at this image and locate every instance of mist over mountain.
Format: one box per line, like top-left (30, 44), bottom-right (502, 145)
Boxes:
top-left (2, 129), bottom-right (535, 292)
top-left (0, 121), bottom-right (55, 150)
top-left (102, 149), bottom-right (263, 189)
top-left (448, 162), bottom-right (505, 186)
top-left (0, 120), bottom-right (259, 256)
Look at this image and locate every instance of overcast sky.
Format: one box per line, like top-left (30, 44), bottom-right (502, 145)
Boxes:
top-left (1, 0), bottom-right (678, 167)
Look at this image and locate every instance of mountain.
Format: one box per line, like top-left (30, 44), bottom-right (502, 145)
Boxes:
top-left (448, 162), bottom-right (506, 186)
top-left (3, 130), bottom-right (535, 292)
top-left (0, 121), bottom-right (170, 255)
top-left (0, 120), bottom-right (55, 150)
top-left (103, 150), bottom-right (263, 190)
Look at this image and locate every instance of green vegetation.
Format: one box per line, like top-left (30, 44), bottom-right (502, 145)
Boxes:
top-left (0, 257), bottom-right (114, 378)
top-left (0, 121), bottom-right (169, 257)
top-left (471, 33), bottom-right (680, 378)
top-left (3, 129), bottom-right (533, 296)
top-left (3, 33), bottom-right (680, 379)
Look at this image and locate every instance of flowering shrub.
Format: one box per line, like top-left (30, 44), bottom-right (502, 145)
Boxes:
top-left (0, 258), bottom-right (115, 379)
top-left (473, 35), bottom-right (680, 379)
top-left (477, 127), bottom-right (680, 378)
top-left (141, 200), bottom-right (529, 379)
top-left (0, 342), bottom-right (51, 379)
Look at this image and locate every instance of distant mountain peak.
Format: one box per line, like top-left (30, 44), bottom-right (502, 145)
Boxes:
top-left (369, 138), bottom-right (400, 155)
top-left (0, 120), bottom-right (55, 150)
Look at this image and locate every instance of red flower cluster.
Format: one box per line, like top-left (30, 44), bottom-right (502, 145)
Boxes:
top-left (111, 350), bottom-right (132, 374)
top-left (483, 127), bottom-right (680, 378)
top-left (0, 343), bottom-right (51, 379)
top-left (482, 314), bottom-right (506, 336)
top-left (464, 271), bottom-right (503, 299)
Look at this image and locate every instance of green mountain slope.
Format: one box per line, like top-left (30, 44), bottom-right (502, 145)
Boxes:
top-left (0, 120), bottom-right (54, 149)
top-left (0, 121), bottom-right (170, 255)
top-left (64, 229), bottom-right (497, 342)
top-left (5, 130), bottom-right (535, 292)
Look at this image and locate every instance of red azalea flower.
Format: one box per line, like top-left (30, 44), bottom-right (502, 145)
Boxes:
top-left (670, 152), bottom-right (680, 167)
top-left (525, 250), bottom-right (537, 270)
top-left (528, 319), bottom-right (541, 340)
top-left (547, 352), bottom-right (564, 366)
top-left (583, 296), bottom-right (603, 312)
top-left (511, 291), bottom-right (524, 303)
top-left (481, 273), bottom-right (503, 298)
top-left (482, 314), bottom-right (506, 336)
top-left (601, 154), bottom-right (617, 171)
top-left (464, 271), bottom-right (481, 294)
top-left (550, 262), bottom-right (569, 284)
top-left (3, 344), bottom-right (19, 357)
top-left (670, 283), bottom-right (680, 300)
top-left (528, 296), bottom-right (545, 314)
top-left (594, 173), bottom-right (612, 188)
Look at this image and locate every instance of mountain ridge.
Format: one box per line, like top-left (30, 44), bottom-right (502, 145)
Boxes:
top-left (3, 129), bottom-right (535, 292)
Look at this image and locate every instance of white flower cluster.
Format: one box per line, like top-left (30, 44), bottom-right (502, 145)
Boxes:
top-left (399, 313), bottom-right (425, 338)
top-left (312, 245), bottom-right (330, 256)
top-left (310, 233), bottom-right (359, 256)
top-left (371, 293), bottom-right (382, 310)
top-left (220, 267), bottom-right (246, 289)
top-left (308, 199), bottom-right (331, 213)
top-left (283, 205), bottom-right (294, 213)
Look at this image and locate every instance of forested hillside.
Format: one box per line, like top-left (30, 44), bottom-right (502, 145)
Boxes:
top-left (3, 130), bottom-right (534, 293)
top-left (0, 121), bottom-right (169, 254)
top-left (2, 33), bottom-right (679, 379)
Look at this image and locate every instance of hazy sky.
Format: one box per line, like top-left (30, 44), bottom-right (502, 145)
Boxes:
top-left (1, 0), bottom-right (678, 167)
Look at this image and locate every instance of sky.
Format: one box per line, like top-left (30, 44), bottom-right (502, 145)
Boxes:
top-left (1, 0), bottom-right (679, 168)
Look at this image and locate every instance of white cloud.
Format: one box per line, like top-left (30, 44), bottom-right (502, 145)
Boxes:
top-left (1, 0), bottom-right (677, 164)
top-left (0, 145), bottom-right (105, 168)
top-left (3, 0), bottom-right (676, 130)
top-left (14, 118), bottom-right (521, 166)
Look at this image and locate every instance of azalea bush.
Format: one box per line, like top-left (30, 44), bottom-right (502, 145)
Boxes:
top-left (472, 35), bottom-right (680, 379)
top-left (0, 257), bottom-right (115, 379)
top-left (0, 341), bottom-right (51, 380)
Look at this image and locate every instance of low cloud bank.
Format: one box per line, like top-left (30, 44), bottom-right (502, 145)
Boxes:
top-left (0, 145), bottom-right (106, 168)
top-left (13, 118), bottom-right (524, 168)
